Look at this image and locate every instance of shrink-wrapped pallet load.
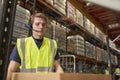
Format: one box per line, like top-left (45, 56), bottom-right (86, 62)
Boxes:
top-left (85, 41), bottom-right (91, 58)
top-left (111, 53), bottom-right (118, 65)
top-left (67, 1), bottom-right (76, 21)
top-left (95, 27), bottom-right (106, 42)
top-left (53, 0), bottom-right (66, 15)
top-left (76, 9), bottom-right (83, 27)
top-left (44, 18), bottom-right (53, 38)
top-left (53, 21), bottom-right (67, 51)
top-left (12, 5), bottom-right (30, 40)
top-left (67, 35), bottom-right (85, 56)
top-left (84, 17), bottom-right (91, 31)
top-left (96, 47), bottom-right (102, 61)
top-left (85, 41), bottom-right (96, 59)
top-left (45, 0), bottom-right (53, 5)
top-left (90, 22), bottom-right (95, 35)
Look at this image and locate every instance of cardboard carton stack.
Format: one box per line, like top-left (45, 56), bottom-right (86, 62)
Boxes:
top-left (53, 0), bottom-right (66, 15)
top-left (76, 9), bottom-right (83, 27)
top-left (85, 41), bottom-right (96, 59)
top-left (84, 16), bottom-right (91, 31)
top-left (44, 19), bottom-right (53, 38)
top-left (67, 1), bottom-right (76, 22)
top-left (90, 22), bottom-right (95, 35)
top-left (111, 53), bottom-right (118, 65)
top-left (96, 47), bottom-right (102, 61)
top-left (85, 41), bottom-right (91, 58)
top-left (95, 27), bottom-right (106, 42)
top-left (13, 5), bottom-right (30, 40)
top-left (67, 35), bottom-right (85, 56)
top-left (101, 49), bottom-right (108, 63)
top-left (45, 0), bottom-right (53, 5)
top-left (53, 21), bottom-right (66, 51)
top-left (104, 50), bottom-right (108, 63)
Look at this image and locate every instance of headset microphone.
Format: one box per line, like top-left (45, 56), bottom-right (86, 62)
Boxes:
top-left (25, 24), bottom-right (40, 32)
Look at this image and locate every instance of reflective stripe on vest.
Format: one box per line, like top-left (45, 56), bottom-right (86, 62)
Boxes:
top-left (49, 39), bottom-right (54, 71)
top-left (20, 67), bottom-right (51, 72)
top-left (20, 38), bottom-right (25, 71)
top-left (20, 38), bottom-right (55, 72)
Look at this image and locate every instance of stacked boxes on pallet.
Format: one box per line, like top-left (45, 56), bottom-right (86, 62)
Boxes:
top-left (53, 21), bottom-right (66, 51)
top-left (53, 0), bottom-right (66, 15)
top-left (45, 0), bottom-right (53, 5)
top-left (45, 0), bottom-right (66, 15)
top-left (13, 5), bottom-right (30, 40)
top-left (111, 53), bottom-right (118, 65)
top-left (96, 47), bottom-right (102, 61)
top-left (101, 49), bottom-right (108, 63)
top-left (76, 9), bottom-right (83, 27)
top-left (67, 1), bottom-right (76, 22)
top-left (84, 16), bottom-right (96, 34)
top-left (44, 18), bottom-right (53, 38)
top-left (103, 50), bottom-right (108, 63)
top-left (84, 16), bottom-right (91, 31)
top-left (67, 35), bottom-right (85, 56)
top-left (85, 41), bottom-right (96, 59)
top-left (95, 27), bottom-right (106, 43)
top-left (45, 0), bottom-right (84, 27)
top-left (101, 49), bottom-right (104, 62)
top-left (90, 23), bottom-right (95, 35)
top-left (85, 41), bottom-right (91, 58)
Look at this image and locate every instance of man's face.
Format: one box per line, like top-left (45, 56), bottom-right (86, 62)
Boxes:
top-left (32, 17), bottom-right (46, 38)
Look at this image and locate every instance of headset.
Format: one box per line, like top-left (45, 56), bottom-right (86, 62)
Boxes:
top-left (25, 12), bottom-right (48, 32)
top-left (25, 20), bottom-right (40, 32)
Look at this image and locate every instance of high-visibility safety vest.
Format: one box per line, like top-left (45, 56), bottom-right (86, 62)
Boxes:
top-left (115, 68), bottom-right (120, 76)
top-left (17, 37), bottom-right (57, 72)
top-left (105, 69), bottom-right (109, 75)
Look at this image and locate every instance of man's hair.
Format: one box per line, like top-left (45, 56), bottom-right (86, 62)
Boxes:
top-left (30, 13), bottom-right (47, 24)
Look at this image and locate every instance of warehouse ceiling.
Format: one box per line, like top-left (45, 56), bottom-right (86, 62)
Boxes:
top-left (77, 0), bottom-right (120, 48)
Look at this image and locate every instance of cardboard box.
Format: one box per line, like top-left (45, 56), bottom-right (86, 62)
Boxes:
top-left (12, 73), bottom-right (112, 80)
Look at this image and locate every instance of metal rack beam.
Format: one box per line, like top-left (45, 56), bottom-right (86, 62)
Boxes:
top-left (111, 35), bottom-right (120, 43)
top-left (106, 37), bottom-right (112, 74)
top-left (0, 0), bottom-right (17, 80)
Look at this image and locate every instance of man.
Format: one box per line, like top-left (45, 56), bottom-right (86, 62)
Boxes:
top-left (105, 67), bottom-right (110, 75)
top-left (7, 13), bottom-right (64, 80)
top-left (115, 65), bottom-right (120, 80)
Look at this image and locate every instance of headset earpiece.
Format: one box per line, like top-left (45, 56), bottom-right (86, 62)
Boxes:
top-left (28, 22), bottom-right (32, 28)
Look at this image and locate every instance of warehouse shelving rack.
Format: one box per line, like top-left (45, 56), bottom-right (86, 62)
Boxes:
top-left (0, 0), bottom-right (17, 80)
top-left (0, 0), bottom-right (36, 80)
top-left (0, 0), bottom-right (119, 80)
